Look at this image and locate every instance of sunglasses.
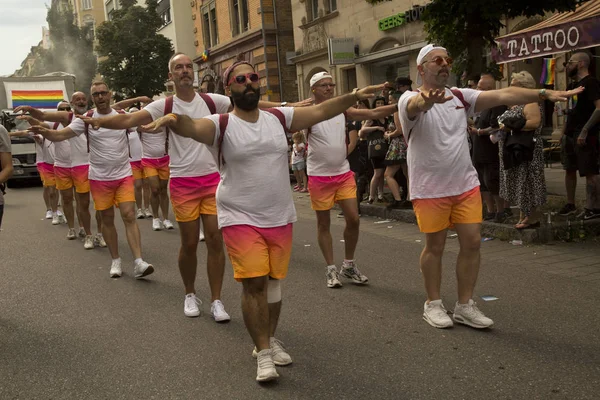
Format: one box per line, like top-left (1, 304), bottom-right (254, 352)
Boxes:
top-left (563, 60), bottom-right (578, 67)
top-left (228, 73), bottom-right (259, 86)
top-left (91, 91), bottom-right (109, 97)
top-left (58, 107), bottom-right (71, 111)
top-left (423, 56), bottom-right (453, 66)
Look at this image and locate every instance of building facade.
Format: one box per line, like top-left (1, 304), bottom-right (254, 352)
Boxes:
top-left (290, 0), bottom-right (430, 99)
top-left (191, 0), bottom-right (299, 102)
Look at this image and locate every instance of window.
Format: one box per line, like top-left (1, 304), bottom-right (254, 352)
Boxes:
top-left (160, 8), bottom-right (172, 27)
top-left (328, 0), bottom-right (337, 12)
top-left (157, 0), bottom-right (171, 28)
top-left (231, 0), bottom-right (249, 37)
top-left (82, 0), bottom-right (92, 10)
top-left (84, 21), bottom-right (95, 41)
top-left (202, 1), bottom-right (218, 48)
top-left (310, 0), bottom-right (319, 21)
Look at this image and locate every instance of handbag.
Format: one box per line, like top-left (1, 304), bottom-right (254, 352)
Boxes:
top-left (503, 129), bottom-right (535, 169)
top-left (368, 134), bottom-right (389, 159)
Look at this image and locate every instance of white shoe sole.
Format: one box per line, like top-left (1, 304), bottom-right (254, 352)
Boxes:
top-left (256, 371), bottom-right (279, 382)
top-left (340, 272), bottom-right (369, 285)
top-left (211, 313), bottom-right (231, 323)
top-left (67, 236), bottom-right (77, 240)
top-left (184, 309), bottom-right (201, 318)
top-left (453, 315), bottom-right (493, 329)
top-left (110, 271), bottom-right (122, 278)
top-left (423, 313), bottom-right (453, 329)
top-left (252, 349), bottom-right (292, 366)
top-left (135, 265), bottom-right (154, 279)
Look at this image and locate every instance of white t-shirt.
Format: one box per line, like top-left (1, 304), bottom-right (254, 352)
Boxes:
top-left (52, 122), bottom-right (71, 168)
top-left (69, 134), bottom-right (89, 167)
top-left (291, 142), bottom-right (306, 164)
top-left (128, 129), bottom-right (142, 162)
top-left (68, 109), bottom-right (132, 181)
top-left (34, 134), bottom-right (44, 164)
top-left (205, 108), bottom-right (297, 229)
top-left (398, 88), bottom-right (481, 199)
top-left (139, 130), bottom-right (167, 159)
top-left (41, 138), bottom-right (55, 165)
top-left (144, 93), bottom-right (231, 178)
top-left (306, 113), bottom-right (349, 176)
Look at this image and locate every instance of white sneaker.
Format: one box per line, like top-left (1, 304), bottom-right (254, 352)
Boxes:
top-left (94, 233), bottom-right (107, 248)
top-left (340, 261), bottom-right (369, 284)
top-left (163, 219), bottom-right (174, 230)
top-left (255, 349), bottom-right (279, 382)
top-left (52, 214), bottom-right (60, 225)
top-left (326, 266), bottom-right (342, 288)
top-left (152, 218), bottom-right (163, 231)
top-left (45, 210), bottom-right (53, 219)
top-left (66, 228), bottom-right (77, 240)
top-left (423, 300), bottom-right (453, 328)
top-left (83, 235), bottom-right (94, 249)
top-left (453, 299), bottom-right (494, 329)
top-left (110, 259), bottom-right (122, 278)
top-left (136, 208), bottom-right (145, 219)
top-left (144, 208), bottom-right (153, 219)
top-left (57, 211), bottom-right (67, 224)
top-left (134, 260), bottom-right (154, 279)
top-left (184, 293), bottom-right (202, 317)
top-left (199, 229), bottom-right (205, 242)
top-left (252, 337), bottom-right (292, 366)
top-left (78, 227), bottom-right (86, 238)
top-left (210, 300), bottom-right (231, 322)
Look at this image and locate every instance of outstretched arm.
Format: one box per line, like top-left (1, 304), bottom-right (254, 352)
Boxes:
top-left (80, 109), bottom-right (153, 130)
top-left (290, 84), bottom-right (386, 132)
top-left (112, 96), bottom-right (153, 110)
top-left (139, 114), bottom-right (216, 145)
top-left (476, 86), bottom-right (584, 113)
top-left (8, 130), bottom-right (31, 138)
top-left (13, 106), bottom-right (71, 125)
top-left (346, 104), bottom-right (397, 121)
top-left (28, 125), bottom-right (76, 142)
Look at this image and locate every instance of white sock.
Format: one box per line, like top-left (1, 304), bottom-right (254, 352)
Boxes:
top-left (134, 258), bottom-right (143, 264)
top-left (112, 257), bottom-right (121, 262)
top-left (327, 264), bottom-right (336, 270)
top-left (343, 259), bottom-right (354, 265)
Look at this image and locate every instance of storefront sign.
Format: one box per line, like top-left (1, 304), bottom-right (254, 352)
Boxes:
top-left (378, 5), bottom-right (426, 31)
top-left (494, 16), bottom-right (600, 63)
top-left (328, 38), bottom-right (355, 65)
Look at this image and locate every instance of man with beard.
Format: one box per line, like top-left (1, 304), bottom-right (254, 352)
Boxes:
top-left (28, 81), bottom-right (155, 279)
top-left (398, 44), bottom-right (582, 330)
top-left (138, 60), bottom-right (384, 382)
top-left (15, 92), bottom-right (147, 248)
top-left (307, 72), bottom-right (397, 289)
top-left (559, 51), bottom-right (600, 220)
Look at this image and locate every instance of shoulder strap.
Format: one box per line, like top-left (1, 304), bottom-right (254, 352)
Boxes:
top-left (84, 109), bottom-right (94, 153)
top-left (263, 108), bottom-right (289, 134)
top-left (199, 93), bottom-right (217, 115)
top-left (450, 89), bottom-right (471, 112)
top-left (217, 114), bottom-right (230, 168)
top-left (163, 96), bottom-right (174, 154)
top-left (53, 121), bottom-right (60, 130)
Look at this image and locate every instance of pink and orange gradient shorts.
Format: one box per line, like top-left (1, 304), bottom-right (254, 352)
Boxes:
top-left (54, 165), bottom-right (90, 193)
top-left (142, 155), bottom-right (170, 180)
top-left (308, 171), bottom-right (356, 211)
top-left (89, 175), bottom-right (135, 211)
top-left (130, 160), bottom-right (144, 180)
top-left (222, 223), bottom-right (293, 282)
top-left (169, 172), bottom-right (219, 222)
top-left (412, 186), bottom-right (482, 233)
top-left (39, 162), bottom-right (56, 187)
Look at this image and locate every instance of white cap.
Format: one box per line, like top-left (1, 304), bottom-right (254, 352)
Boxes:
top-left (310, 72), bottom-right (333, 88)
top-left (415, 44), bottom-right (447, 85)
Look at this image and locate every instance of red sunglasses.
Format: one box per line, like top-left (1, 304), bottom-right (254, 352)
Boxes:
top-left (228, 72), bottom-right (260, 86)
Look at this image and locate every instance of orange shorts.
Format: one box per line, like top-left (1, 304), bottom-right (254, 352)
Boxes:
top-left (130, 160), bottom-right (144, 180)
top-left (142, 156), bottom-right (170, 180)
top-left (89, 176), bottom-right (135, 211)
top-left (169, 173), bottom-right (219, 222)
top-left (308, 171), bottom-right (356, 211)
top-left (412, 186), bottom-right (482, 233)
top-left (222, 223), bottom-right (293, 282)
top-left (39, 162), bottom-right (56, 187)
top-left (54, 165), bottom-right (90, 193)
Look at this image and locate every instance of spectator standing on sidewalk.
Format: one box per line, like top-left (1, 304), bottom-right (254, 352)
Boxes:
top-left (360, 96), bottom-right (390, 204)
top-left (290, 131), bottom-right (308, 193)
top-left (468, 73), bottom-right (508, 222)
top-left (559, 51), bottom-right (600, 220)
top-left (398, 44), bottom-right (581, 330)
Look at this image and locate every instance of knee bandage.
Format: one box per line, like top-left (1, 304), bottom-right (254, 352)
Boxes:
top-left (267, 279), bottom-right (282, 303)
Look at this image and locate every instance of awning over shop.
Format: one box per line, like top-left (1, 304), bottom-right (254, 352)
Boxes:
top-left (493, 0), bottom-right (600, 63)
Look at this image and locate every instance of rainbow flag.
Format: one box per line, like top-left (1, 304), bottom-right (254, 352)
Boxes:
top-left (11, 90), bottom-right (64, 108)
top-left (539, 59), bottom-right (556, 85)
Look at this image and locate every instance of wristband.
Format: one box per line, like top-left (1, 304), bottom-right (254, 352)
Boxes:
top-left (166, 113), bottom-right (178, 123)
top-left (538, 89), bottom-right (547, 101)
top-left (352, 88), bottom-right (360, 100)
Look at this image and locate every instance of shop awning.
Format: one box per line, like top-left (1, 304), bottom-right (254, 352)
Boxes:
top-left (493, 0), bottom-right (600, 63)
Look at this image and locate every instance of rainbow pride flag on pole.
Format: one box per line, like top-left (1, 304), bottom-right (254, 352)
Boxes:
top-left (11, 90), bottom-right (65, 109)
top-left (539, 58), bottom-right (556, 85)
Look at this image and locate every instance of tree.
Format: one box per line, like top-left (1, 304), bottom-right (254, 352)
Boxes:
top-left (422, 0), bottom-right (582, 77)
top-left (96, 0), bottom-right (173, 100)
top-left (31, 2), bottom-right (97, 95)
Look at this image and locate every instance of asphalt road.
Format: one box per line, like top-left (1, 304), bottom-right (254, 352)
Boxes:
top-left (1, 185), bottom-right (599, 399)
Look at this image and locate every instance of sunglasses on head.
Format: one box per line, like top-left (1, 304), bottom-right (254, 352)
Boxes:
top-left (423, 56), bottom-right (453, 66)
top-left (58, 106), bottom-right (71, 111)
top-left (228, 72), bottom-right (259, 86)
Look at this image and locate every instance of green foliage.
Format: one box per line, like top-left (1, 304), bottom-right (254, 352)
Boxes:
top-left (31, 2), bottom-right (97, 95)
top-left (422, 0), bottom-right (582, 76)
top-left (96, 0), bottom-right (173, 100)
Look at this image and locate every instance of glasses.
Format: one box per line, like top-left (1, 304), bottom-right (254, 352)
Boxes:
top-left (316, 83), bottom-right (336, 88)
top-left (58, 107), bottom-right (71, 111)
top-left (228, 73), bottom-right (259, 86)
top-left (422, 56), bottom-right (453, 66)
top-left (563, 60), bottom-right (578, 67)
top-left (91, 91), bottom-right (109, 97)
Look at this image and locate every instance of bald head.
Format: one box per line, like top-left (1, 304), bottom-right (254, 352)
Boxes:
top-left (571, 52), bottom-right (591, 68)
top-left (477, 73), bottom-right (496, 91)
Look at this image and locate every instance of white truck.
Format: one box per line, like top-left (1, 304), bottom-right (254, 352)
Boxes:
top-left (0, 73), bottom-right (75, 186)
